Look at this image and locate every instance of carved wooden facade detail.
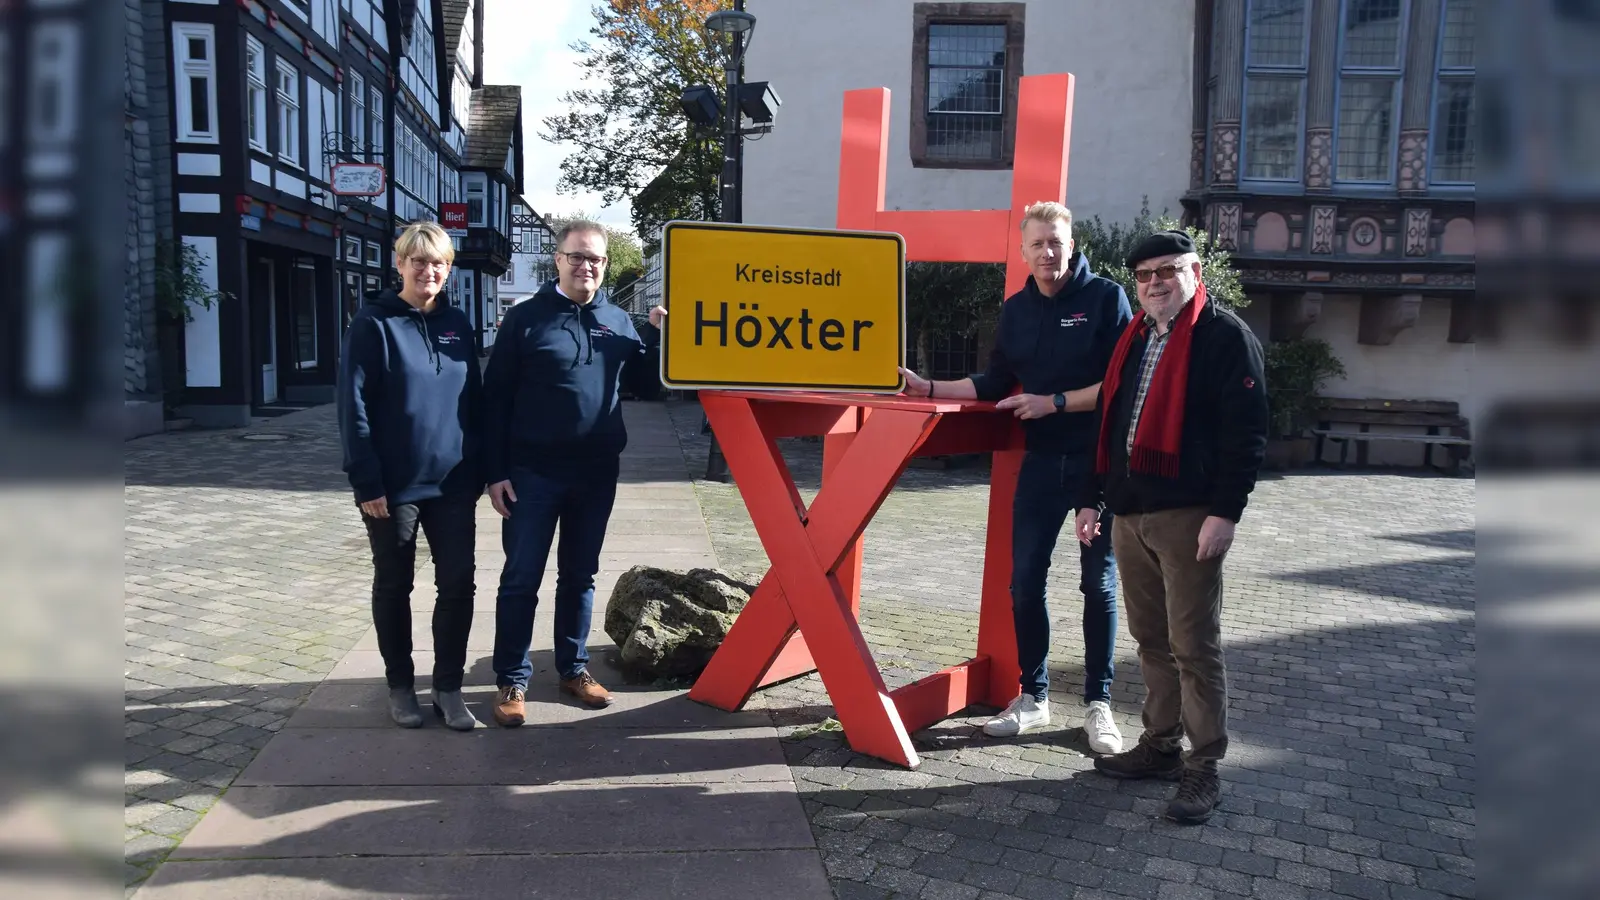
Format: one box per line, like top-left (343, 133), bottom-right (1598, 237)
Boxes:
top-left (1310, 206), bottom-right (1336, 254)
top-left (1405, 208), bottom-right (1432, 256)
top-left (1212, 202), bottom-right (1241, 250)
top-left (1210, 123), bottom-right (1239, 186)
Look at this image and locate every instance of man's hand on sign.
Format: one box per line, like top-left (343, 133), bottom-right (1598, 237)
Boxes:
top-left (995, 393), bottom-right (1057, 420)
top-left (897, 367), bottom-right (930, 397)
top-left (648, 305), bottom-right (667, 328)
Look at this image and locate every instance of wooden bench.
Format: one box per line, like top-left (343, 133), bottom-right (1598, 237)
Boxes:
top-left (1311, 398), bottom-right (1473, 474)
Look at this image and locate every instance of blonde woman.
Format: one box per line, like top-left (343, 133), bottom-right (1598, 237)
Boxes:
top-left (337, 221), bottom-right (483, 731)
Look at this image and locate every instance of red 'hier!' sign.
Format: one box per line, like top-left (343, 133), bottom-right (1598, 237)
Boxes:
top-left (440, 203), bottom-right (468, 234)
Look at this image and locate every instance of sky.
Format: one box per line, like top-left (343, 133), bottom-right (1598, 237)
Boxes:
top-left (481, 2), bottom-right (638, 233)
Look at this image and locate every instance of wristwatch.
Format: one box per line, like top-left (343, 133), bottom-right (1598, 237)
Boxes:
top-left (1052, 392), bottom-right (1066, 413)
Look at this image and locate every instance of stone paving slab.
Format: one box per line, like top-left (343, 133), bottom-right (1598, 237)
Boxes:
top-left (235, 726), bottom-right (792, 787)
top-left (169, 782), bottom-right (817, 859)
top-left (286, 681), bottom-right (773, 730)
top-left (136, 850), bottom-right (834, 900)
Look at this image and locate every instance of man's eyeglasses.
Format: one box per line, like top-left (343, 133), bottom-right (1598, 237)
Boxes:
top-left (559, 252), bottom-right (607, 269)
top-left (1132, 264), bottom-right (1182, 284)
top-left (407, 257), bottom-right (449, 272)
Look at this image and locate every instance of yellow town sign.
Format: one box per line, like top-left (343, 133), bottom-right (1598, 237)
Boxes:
top-left (657, 221), bottom-right (906, 393)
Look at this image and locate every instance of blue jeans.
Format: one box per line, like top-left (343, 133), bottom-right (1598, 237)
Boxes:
top-left (1011, 450), bottom-right (1118, 703)
top-left (492, 463), bottom-right (618, 686)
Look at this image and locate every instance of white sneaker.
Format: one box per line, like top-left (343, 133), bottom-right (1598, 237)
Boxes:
top-left (1083, 700), bottom-right (1124, 755)
top-left (983, 695), bottom-right (1049, 737)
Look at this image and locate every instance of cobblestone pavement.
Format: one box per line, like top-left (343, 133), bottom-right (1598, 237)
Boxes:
top-left (124, 407), bottom-right (378, 891)
top-left (667, 400), bottom-right (1476, 900)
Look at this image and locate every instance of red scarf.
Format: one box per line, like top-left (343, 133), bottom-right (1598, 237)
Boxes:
top-left (1095, 280), bottom-right (1209, 478)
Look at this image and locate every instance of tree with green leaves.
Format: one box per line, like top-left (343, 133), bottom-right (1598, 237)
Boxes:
top-left (1073, 198), bottom-right (1246, 309)
top-left (540, 0), bottom-right (732, 254)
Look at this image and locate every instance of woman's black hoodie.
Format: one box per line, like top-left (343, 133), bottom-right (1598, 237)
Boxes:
top-left (336, 289), bottom-right (482, 505)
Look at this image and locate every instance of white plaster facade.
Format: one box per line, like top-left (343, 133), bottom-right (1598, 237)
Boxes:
top-left (739, 0), bottom-right (1196, 231)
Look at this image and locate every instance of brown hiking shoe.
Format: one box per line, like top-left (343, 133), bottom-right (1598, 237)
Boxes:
top-left (492, 685), bottom-right (526, 727)
top-left (1093, 738), bottom-right (1183, 781)
top-left (1166, 767), bottom-right (1222, 824)
top-left (560, 671), bottom-right (613, 709)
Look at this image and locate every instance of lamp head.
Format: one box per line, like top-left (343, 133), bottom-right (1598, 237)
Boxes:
top-left (705, 10), bottom-right (756, 34)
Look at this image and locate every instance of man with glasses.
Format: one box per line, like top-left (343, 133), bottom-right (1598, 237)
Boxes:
top-left (898, 202), bottom-right (1132, 755)
top-left (1072, 230), bottom-right (1268, 824)
top-left (482, 220), bottom-right (644, 723)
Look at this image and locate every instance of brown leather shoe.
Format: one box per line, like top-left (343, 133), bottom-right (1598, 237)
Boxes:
top-left (492, 685), bottom-right (526, 727)
top-left (560, 671), bottom-right (613, 709)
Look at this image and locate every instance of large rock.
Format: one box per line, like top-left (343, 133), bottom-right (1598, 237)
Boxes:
top-left (604, 566), bottom-right (758, 679)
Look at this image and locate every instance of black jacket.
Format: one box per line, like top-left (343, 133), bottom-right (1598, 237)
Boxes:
top-left (970, 252), bottom-right (1133, 457)
top-left (1078, 301), bottom-right (1269, 522)
top-left (483, 282), bottom-right (643, 482)
top-left (336, 289), bottom-right (482, 505)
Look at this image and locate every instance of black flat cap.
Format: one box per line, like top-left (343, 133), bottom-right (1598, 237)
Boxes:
top-left (1125, 229), bottom-right (1196, 269)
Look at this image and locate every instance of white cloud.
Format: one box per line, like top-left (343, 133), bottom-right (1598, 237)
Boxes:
top-left (482, 1), bottom-right (642, 234)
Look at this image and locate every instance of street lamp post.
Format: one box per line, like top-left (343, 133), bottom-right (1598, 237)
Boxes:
top-left (706, 6), bottom-right (754, 225)
top-left (700, 5), bottom-right (757, 482)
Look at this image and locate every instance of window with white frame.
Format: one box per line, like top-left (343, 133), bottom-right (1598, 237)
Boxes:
top-left (397, 124), bottom-right (421, 196)
top-left (369, 85), bottom-right (384, 157)
top-left (465, 173), bottom-right (487, 227)
top-left (344, 235), bottom-right (362, 262)
top-left (1430, 0), bottom-right (1473, 184)
top-left (426, 145), bottom-right (438, 207)
top-left (276, 59), bottom-right (301, 165)
top-left (402, 0), bottom-right (439, 121)
top-left (246, 37), bottom-right (268, 151)
top-left (349, 72), bottom-right (366, 159)
top-left (1334, 0), bottom-right (1405, 184)
top-left (440, 165), bottom-right (459, 207)
top-left (1241, 0), bottom-right (1308, 181)
top-left (365, 241), bottom-right (381, 266)
top-left (172, 23), bottom-right (218, 143)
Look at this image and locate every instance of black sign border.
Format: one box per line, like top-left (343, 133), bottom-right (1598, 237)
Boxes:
top-left (657, 220), bottom-right (907, 394)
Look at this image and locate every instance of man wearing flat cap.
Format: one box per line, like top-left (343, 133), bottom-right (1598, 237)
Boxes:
top-left (1073, 229), bottom-right (1268, 824)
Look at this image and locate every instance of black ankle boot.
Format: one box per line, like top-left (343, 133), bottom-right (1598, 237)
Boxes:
top-left (388, 687), bottom-right (423, 728)
top-left (432, 690), bottom-right (476, 731)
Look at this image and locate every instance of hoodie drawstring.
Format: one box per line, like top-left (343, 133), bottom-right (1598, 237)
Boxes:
top-left (561, 303), bottom-right (596, 369)
top-left (411, 310), bottom-right (441, 374)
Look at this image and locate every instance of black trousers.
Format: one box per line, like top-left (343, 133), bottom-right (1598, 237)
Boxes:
top-left (362, 493), bottom-right (478, 692)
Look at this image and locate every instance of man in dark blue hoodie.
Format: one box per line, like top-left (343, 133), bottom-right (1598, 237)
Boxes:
top-left (483, 220), bottom-right (643, 724)
top-left (899, 201), bottom-right (1133, 753)
top-left (338, 221), bottom-right (482, 732)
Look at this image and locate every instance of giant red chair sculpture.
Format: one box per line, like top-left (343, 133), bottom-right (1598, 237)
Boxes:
top-left (687, 74), bottom-right (1077, 768)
